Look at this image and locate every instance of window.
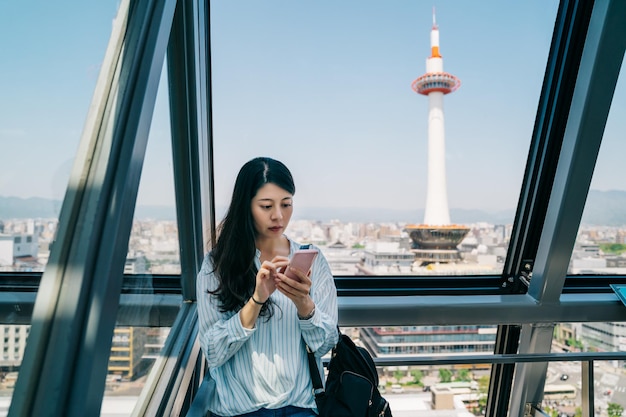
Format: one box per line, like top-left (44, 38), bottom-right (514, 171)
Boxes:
top-left (0, 2), bottom-right (119, 272)
top-left (211, 1), bottom-right (557, 276)
top-left (572, 57), bottom-right (626, 275)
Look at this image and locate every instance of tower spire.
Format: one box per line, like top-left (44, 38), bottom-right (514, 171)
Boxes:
top-left (430, 7), bottom-right (441, 58)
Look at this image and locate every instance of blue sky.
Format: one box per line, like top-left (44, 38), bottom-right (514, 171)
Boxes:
top-left (1, 1), bottom-right (624, 217)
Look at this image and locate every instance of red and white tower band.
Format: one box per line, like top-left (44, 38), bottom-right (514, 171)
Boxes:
top-left (405, 11), bottom-right (469, 264)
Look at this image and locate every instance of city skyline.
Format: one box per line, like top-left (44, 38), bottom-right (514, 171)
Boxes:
top-left (1, 1), bottom-right (625, 217)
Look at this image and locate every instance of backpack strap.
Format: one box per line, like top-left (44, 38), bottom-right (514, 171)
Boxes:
top-left (305, 344), bottom-right (325, 399)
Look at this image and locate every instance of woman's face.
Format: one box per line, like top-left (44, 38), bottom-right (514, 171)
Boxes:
top-left (251, 183), bottom-right (293, 240)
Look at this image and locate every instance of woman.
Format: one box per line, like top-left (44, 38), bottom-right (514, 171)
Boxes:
top-left (197, 157), bottom-right (338, 416)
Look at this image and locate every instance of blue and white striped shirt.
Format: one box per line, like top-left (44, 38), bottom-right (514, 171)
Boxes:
top-left (196, 238), bottom-right (338, 416)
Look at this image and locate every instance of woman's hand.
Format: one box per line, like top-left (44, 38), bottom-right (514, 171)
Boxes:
top-left (253, 256), bottom-right (289, 303)
top-left (275, 266), bottom-right (315, 318)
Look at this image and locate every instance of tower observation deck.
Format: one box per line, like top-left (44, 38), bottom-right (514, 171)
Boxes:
top-left (405, 12), bottom-right (469, 265)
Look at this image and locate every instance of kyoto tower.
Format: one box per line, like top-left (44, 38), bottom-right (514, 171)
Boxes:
top-left (405, 11), bottom-right (469, 264)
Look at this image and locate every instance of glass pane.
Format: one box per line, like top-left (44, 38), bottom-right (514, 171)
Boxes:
top-left (571, 56), bottom-right (626, 275)
top-left (0, 1), bottom-right (120, 272)
top-left (555, 322), bottom-right (626, 355)
top-left (0, 319), bottom-right (183, 417)
top-left (0, 2), bottom-right (124, 413)
top-left (592, 361), bottom-right (626, 417)
top-left (348, 326), bottom-right (492, 415)
top-left (126, 60), bottom-right (180, 276)
top-left (211, 1), bottom-right (558, 276)
top-left (102, 38), bottom-right (181, 417)
top-left (544, 359), bottom-right (626, 417)
top-left (551, 322), bottom-right (626, 416)
top-left (102, 323), bottom-right (178, 417)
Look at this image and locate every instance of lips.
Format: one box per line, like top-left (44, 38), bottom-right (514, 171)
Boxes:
top-left (269, 226), bottom-right (283, 232)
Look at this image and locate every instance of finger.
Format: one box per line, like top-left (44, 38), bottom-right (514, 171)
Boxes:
top-left (271, 255), bottom-right (289, 264)
top-left (261, 261), bottom-right (282, 279)
top-left (272, 258), bottom-right (289, 271)
top-left (275, 282), bottom-right (299, 299)
top-left (276, 282), bottom-right (309, 304)
top-left (289, 267), bottom-right (311, 285)
top-left (261, 261), bottom-right (276, 271)
top-left (277, 274), bottom-right (310, 295)
top-left (258, 266), bottom-right (272, 280)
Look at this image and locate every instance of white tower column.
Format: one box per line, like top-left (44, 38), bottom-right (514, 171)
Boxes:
top-left (424, 91), bottom-right (450, 225)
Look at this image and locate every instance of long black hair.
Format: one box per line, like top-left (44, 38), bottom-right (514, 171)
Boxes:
top-left (209, 157), bottom-right (295, 317)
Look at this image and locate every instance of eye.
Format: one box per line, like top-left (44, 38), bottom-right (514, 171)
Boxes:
top-left (261, 205), bottom-right (272, 210)
top-left (282, 203), bottom-right (292, 208)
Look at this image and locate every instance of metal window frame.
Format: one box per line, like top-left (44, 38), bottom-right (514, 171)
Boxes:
top-left (8, 0), bottom-right (178, 415)
top-left (3, 0), bottom-right (626, 416)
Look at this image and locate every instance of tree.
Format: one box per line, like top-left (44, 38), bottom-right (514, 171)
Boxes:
top-left (566, 337), bottom-right (584, 350)
top-left (393, 370), bottom-right (404, 383)
top-left (456, 369), bottom-right (471, 382)
top-left (477, 375), bottom-right (489, 392)
top-left (599, 243), bottom-right (626, 255)
top-left (410, 369), bottom-right (423, 385)
top-left (439, 368), bottom-right (452, 383)
top-left (471, 375), bottom-right (490, 416)
top-left (608, 402), bottom-right (624, 417)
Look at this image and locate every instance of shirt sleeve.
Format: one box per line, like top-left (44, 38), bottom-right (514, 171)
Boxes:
top-left (196, 254), bottom-right (255, 368)
top-left (299, 247), bottom-right (339, 358)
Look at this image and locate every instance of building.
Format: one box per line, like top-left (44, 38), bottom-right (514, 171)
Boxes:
top-left (360, 327), bottom-right (496, 358)
top-left (0, 326), bottom-right (29, 370)
top-left (0, 235), bottom-right (12, 267)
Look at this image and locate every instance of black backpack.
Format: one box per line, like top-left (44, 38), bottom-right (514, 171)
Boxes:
top-left (306, 329), bottom-right (392, 417)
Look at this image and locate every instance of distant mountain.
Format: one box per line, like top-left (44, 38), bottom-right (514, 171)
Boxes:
top-left (0, 196), bottom-right (63, 220)
top-left (582, 189), bottom-right (626, 226)
top-left (293, 206), bottom-right (515, 225)
top-left (0, 189), bottom-right (624, 225)
top-left (0, 196), bottom-right (513, 224)
top-left (0, 196), bottom-right (177, 222)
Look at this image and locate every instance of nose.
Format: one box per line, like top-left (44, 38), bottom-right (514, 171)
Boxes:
top-left (271, 207), bottom-right (283, 220)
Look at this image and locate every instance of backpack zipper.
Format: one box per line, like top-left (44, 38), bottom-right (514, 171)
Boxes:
top-left (340, 371), bottom-right (374, 405)
top-left (378, 401), bottom-right (389, 416)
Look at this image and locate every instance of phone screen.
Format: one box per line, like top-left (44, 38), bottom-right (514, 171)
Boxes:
top-left (285, 248), bottom-right (318, 281)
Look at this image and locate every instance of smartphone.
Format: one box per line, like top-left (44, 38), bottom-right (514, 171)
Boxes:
top-left (284, 248), bottom-right (318, 281)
